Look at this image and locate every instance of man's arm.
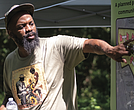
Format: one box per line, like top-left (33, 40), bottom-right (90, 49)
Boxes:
top-left (83, 39), bottom-right (133, 63)
top-left (0, 95), bottom-right (13, 110)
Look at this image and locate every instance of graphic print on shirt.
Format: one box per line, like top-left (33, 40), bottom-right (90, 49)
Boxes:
top-left (12, 63), bottom-right (48, 109)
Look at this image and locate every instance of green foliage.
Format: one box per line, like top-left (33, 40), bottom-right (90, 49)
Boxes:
top-left (0, 89), bottom-right (4, 106)
top-left (0, 27), bottom-right (111, 109)
top-left (0, 29), bottom-right (16, 106)
top-left (75, 28), bottom-right (111, 110)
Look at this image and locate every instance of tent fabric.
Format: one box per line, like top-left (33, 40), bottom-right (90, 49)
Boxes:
top-left (0, 0), bottom-right (111, 29)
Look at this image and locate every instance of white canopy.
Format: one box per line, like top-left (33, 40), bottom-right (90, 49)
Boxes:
top-left (0, 0), bottom-right (111, 29)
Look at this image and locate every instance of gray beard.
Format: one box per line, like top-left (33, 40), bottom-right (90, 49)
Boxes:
top-left (13, 31), bottom-right (39, 54)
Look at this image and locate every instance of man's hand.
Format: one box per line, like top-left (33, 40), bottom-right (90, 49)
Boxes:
top-left (0, 95), bottom-right (13, 110)
top-left (106, 39), bottom-right (134, 63)
top-left (106, 43), bottom-right (129, 63)
top-left (0, 105), bottom-right (6, 110)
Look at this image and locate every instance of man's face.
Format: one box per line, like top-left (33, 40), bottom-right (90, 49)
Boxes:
top-left (20, 77), bottom-right (24, 81)
top-left (8, 12), bottom-right (39, 54)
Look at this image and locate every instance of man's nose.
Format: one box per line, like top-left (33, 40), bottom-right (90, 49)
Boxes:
top-left (25, 24), bottom-right (32, 33)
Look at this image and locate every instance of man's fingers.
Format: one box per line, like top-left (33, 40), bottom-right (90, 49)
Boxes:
top-left (115, 57), bottom-right (127, 63)
top-left (123, 38), bottom-right (134, 45)
top-left (119, 50), bottom-right (131, 56)
top-left (122, 59), bottom-right (127, 63)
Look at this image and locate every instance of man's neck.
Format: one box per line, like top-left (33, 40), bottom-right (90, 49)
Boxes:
top-left (18, 47), bottom-right (30, 58)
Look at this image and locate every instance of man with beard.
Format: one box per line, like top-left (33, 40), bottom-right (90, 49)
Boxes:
top-left (0, 3), bottom-right (134, 110)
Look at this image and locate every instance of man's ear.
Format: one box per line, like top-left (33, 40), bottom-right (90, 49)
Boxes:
top-left (7, 30), bottom-right (14, 38)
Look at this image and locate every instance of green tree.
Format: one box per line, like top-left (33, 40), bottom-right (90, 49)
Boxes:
top-left (0, 29), bottom-right (16, 105)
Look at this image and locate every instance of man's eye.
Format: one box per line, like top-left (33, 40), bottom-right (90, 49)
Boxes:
top-left (30, 22), bottom-right (34, 26)
top-left (18, 26), bottom-right (23, 29)
top-left (17, 25), bottom-right (25, 30)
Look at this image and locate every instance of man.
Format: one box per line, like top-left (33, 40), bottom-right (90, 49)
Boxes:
top-left (16, 74), bottom-right (27, 105)
top-left (0, 3), bottom-right (133, 110)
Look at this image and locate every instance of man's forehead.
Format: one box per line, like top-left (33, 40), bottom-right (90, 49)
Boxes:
top-left (9, 11), bottom-right (33, 25)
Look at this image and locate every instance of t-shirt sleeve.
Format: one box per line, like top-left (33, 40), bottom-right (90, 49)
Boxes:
top-left (54, 35), bottom-right (88, 69)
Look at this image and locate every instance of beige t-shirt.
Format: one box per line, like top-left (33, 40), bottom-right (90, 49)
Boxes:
top-left (3, 35), bottom-right (87, 110)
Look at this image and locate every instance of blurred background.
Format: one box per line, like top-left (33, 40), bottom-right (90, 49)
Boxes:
top-left (0, 27), bottom-right (111, 110)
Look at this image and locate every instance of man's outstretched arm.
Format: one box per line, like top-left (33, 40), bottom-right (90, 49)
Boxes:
top-left (83, 39), bottom-right (133, 63)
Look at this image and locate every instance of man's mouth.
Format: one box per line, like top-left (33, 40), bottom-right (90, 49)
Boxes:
top-left (25, 32), bottom-right (36, 40)
top-left (27, 35), bottom-right (35, 40)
